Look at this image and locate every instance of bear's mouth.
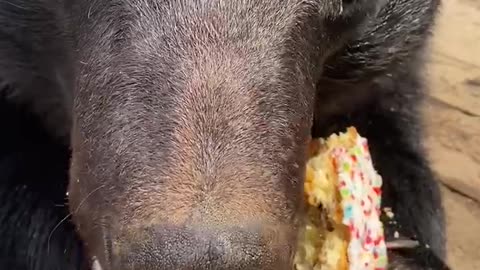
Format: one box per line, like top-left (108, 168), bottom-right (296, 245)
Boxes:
top-left (87, 228), bottom-right (422, 270)
top-left (88, 243), bottom-right (420, 268)
top-left (87, 129), bottom-right (421, 270)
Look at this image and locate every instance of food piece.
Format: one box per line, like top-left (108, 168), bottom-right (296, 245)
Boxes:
top-left (294, 127), bottom-right (388, 270)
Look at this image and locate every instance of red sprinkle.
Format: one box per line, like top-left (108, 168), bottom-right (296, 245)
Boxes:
top-left (363, 142), bottom-right (369, 152)
top-left (365, 235), bottom-right (373, 244)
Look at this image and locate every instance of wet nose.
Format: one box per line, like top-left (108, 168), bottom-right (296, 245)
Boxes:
top-left (111, 225), bottom-right (294, 270)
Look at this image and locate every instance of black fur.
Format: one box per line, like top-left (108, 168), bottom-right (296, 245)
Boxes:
top-left (0, 0), bottom-right (73, 144)
top-left (0, 92), bottom-right (84, 270)
top-left (313, 0), bottom-right (447, 266)
top-left (0, 0), bottom-right (449, 269)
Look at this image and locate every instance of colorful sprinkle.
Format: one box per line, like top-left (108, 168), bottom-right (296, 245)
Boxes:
top-left (331, 131), bottom-right (388, 270)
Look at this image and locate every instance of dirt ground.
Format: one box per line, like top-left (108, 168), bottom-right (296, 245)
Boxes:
top-left (422, 0), bottom-right (480, 268)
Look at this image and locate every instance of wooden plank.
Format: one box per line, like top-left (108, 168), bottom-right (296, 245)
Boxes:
top-left (421, 0), bottom-right (480, 267)
top-left (423, 0), bottom-right (480, 202)
top-left (442, 186), bottom-right (480, 269)
top-left (423, 97), bottom-right (480, 203)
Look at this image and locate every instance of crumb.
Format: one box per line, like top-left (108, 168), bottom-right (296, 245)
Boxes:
top-left (383, 207), bottom-right (394, 219)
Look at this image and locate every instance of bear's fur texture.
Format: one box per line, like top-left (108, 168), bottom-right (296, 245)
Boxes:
top-left (0, 0), bottom-right (450, 269)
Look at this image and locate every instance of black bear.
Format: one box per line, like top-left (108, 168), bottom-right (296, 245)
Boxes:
top-left (0, 0), bottom-right (451, 269)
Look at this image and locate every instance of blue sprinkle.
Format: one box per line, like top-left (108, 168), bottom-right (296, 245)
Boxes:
top-left (344, 205), bottom-right (353, 219)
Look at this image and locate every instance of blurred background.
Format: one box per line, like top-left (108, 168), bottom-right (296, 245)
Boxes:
top-left (423, 0), bottom-right (480, 268)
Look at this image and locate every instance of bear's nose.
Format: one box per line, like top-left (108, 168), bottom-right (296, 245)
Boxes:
top-left (109, 224), bottom-right (295, 270)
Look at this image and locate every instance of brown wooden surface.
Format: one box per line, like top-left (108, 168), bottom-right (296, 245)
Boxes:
top-left (423, 0), bottom-right (480, 268)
